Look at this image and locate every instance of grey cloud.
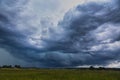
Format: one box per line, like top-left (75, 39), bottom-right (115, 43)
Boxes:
top-left (0, 0), bottom-right (120, 67)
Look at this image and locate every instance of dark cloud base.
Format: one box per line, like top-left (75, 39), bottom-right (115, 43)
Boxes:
top-left (0, 0), bottom-right (120, 67)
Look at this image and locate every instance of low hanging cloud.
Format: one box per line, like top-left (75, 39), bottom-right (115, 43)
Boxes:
top-left (0, 0), bottom-right (120, 67)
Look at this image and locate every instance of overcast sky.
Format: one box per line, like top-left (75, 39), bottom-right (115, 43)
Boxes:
top-left (0, 0), bottom-right (120, 68)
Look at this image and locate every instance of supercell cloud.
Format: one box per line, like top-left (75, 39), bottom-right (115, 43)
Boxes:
top-left (0, 0), bottom-right (120, 67)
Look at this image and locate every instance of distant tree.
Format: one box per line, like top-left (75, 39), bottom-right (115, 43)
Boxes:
top-left (2, 65), bottom-right (12, 68)
top-left (89, 66), bottom-right (95, 70)
top-left (14, 65), bottom-right (21, 68)
top-left (98, 67), bottom-right (105, 70)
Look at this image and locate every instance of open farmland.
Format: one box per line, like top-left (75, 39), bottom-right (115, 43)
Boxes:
top-left (0, 68), bottom-right (120, 80)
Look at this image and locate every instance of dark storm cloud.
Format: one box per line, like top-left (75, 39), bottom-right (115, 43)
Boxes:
top-left (0, 0), bottom-right (120, 67)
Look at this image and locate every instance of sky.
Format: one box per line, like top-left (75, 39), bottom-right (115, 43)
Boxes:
top-left (0, 0), bottom-right (120, 68)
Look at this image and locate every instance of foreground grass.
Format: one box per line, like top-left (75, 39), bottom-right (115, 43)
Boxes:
top-left (0, 68), bottom-right (120, 80)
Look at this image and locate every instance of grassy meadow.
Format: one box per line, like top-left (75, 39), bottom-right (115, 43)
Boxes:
top-left (0, 68), bottom-right (120, 80)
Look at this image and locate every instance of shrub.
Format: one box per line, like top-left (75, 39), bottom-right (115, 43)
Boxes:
top-left (14, 65), bottom-right (21, 68)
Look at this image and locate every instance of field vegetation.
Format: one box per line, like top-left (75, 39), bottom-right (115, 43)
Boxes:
top-left (0, 67), bottom-right (120, 80)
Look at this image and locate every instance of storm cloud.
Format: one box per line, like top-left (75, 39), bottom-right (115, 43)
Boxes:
top-left (0, 0), bottom-right (120, 67)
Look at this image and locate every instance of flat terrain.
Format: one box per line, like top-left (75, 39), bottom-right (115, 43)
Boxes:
top-left (0, 68), bottom-right (120, 80)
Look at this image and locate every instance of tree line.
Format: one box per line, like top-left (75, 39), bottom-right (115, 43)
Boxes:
top-left (0, 65), bottom-right (120, 71)
top-left (0, 65), bottom-right (21, 68)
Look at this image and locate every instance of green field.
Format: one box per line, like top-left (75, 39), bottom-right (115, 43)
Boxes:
top-left (0, 69), bottom-right (120, 80)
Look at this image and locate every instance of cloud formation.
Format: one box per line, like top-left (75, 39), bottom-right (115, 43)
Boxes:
top-left (0, 0), bottom-right (120, 67)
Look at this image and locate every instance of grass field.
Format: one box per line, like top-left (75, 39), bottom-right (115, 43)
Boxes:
top-left (0, 68), bottom-right (120, 80)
